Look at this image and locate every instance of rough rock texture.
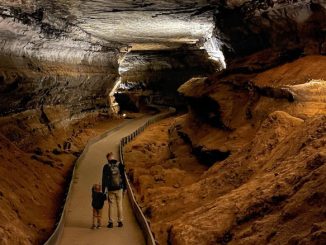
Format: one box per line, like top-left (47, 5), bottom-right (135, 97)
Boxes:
top-left (117, 48), bottom-right (217, 110)
top-left (1, 0), bottom-right (324, 115)
top-left (0, 2), bottom-right (219, 243)
top-left (178, 55), bottom-right (326, 155)
top-left (0, 0), bottom-right (223, 115)
top-left (0, 5), bottom-right (122, 115)
top-left (0, 0), bottom-right (325, 244)
top-left (214, 0), bottom-right (326, 59)
top-left (125, 55), bottom-right (326, 244)
top-left (0, 109), bottom-right (122, 245)
top-left (120, 49), bottom-right (216, 87)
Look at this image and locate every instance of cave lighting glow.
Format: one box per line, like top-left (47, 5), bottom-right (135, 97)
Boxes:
top-left (201, 35), bottom-right (226, 70)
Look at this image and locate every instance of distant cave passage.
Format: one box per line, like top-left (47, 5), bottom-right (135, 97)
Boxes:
top-left (114, 93), bottom-right (140, 112)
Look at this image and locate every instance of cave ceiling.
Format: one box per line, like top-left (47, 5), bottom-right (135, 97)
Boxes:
top-left (0, 0), bottom-right (221, 51)
top-left (0, 0), bottom-right (325, 115)
top-left (1, 0), bottom-right (325, 54)
top-left (74, 0), bottom-right (216, 49)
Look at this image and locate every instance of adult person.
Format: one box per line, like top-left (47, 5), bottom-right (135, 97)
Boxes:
top-left (102, 152), bottom-right (127, 228)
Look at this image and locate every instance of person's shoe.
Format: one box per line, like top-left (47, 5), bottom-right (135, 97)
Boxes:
top-left (97, 225), bottom-right (102, 229)
top-left (107, 222), bottom-right (113, 228)
top-left (91, 224), bottom-right (96, 229)
top-left (118, 221), bottom-right (123, 228)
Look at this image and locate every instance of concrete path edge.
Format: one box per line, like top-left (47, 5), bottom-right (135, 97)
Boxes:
top-left (44, 108), bottom-right (175, 245)
top-left (43, 119), bottom-right (135, 245)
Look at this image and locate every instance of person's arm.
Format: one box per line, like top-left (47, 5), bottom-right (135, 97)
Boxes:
top-left (102, 164), bottom-right (108, 193)
top-left (119, 162), bottom-right (127, 191)
top-left (92, 186), bottom-right (95, 199)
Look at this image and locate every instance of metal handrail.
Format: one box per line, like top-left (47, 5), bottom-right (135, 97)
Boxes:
top-left (43, 120), bottom-right (132, 245)
top-left (119, 108), bottom-right (176, 245)
top-left (44, 108), bottom-right (175, 245)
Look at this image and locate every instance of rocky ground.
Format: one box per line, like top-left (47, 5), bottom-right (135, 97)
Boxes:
top-left (124, 55), bottom-right (326, 245)
top-left (0, 110), bottom-right (122, 245)
top-left (0, 1), bottom-right (325, 244)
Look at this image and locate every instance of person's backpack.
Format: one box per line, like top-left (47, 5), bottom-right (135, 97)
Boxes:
top-left (108, 161), bottom-right (122, 189)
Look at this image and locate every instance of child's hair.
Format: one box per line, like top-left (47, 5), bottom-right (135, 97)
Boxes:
top-left (106, 152), bottom-right (113, 159)
top-left (93, 184), bottom-right (101, 192)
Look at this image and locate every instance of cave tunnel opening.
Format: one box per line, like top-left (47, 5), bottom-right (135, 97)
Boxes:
top-left (1, 1), bottom-right (326, 245)
top-left (114, 46), bottom-right (225, 114)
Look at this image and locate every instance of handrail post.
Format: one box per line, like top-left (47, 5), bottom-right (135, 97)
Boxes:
top-left (119, 109), bottom-right (175, 245)
top-left (44, 108), bottom-right (175, 245)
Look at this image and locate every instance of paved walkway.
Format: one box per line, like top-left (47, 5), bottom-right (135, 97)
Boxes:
top-left (59, 116), bottom-right (151, 245)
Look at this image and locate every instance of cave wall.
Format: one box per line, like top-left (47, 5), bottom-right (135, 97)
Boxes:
top-left (117, 48), bottom-right (217, 109)
top-left (1, 0), bottom-right (325, 117)
top-left (0, 56), bottom-right (119, 116)
top-left (175, 0), bottom-right (326, 148)
top-left (0, 0), bottom-right (218, 115)
top-left (214, 0), bottom-right (326, 60)
top-left (0, 4), bottom-right (124, 116)
top-left (0, 0), bottom-right (326, 244)
top-left (120, 49), bottom-right (216, 90)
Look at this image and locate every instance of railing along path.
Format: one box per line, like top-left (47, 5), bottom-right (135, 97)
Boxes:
top-left (44, 108), bottom-right (175, 245)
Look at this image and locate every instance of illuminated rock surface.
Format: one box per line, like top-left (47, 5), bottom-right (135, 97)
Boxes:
top-left (125, 55), bottom-right (326, 245)
top-left (0, 0), bottom-right (325, 244)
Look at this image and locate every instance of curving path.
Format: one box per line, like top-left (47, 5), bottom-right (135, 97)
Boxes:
top-left (59, 116), bottom-right (153, 245)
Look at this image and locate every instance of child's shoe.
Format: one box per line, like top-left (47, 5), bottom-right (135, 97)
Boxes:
top-left (97, 225), bottom-right (102, 229)
top-left (118, 221), bottom-right (123, 228)
top-left (91, 224), bottom-right (96, 229)
top-left (107, 222), bottom-right (113, 228)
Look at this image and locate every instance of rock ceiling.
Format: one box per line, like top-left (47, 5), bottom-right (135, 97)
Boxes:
top-left (0, 0), bottom-right (219, 50)
top-left (0, 0), bottom-right (325, 115)
top-left (0, 0), bottom-right (223, 115)
top-left (75, 0), bottom-right (215, 47)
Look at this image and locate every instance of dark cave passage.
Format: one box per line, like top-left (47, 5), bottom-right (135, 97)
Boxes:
top-left (0, 1), bottom-right (326, 245)
top-left (114, 48), bottom-right (222, 113)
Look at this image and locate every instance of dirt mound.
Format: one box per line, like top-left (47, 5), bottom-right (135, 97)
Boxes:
top-left (171, 114), bottom-right (326, 245)
top-left (124, 56), bottom-right (326, 244)
top-left (0, 133), bottom-right (64, 244)
top-left (252, 56), bottom-right (326, 87)
top-left (0, 110), bottom-right (122, 244)
top-left (125, 112), bottom-right (326, 245)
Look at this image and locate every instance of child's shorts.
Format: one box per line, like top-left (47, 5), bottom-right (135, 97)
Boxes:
top-left (93, 208), bottom-right (102, 217)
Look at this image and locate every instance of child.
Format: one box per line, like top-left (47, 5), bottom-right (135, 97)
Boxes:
top-left (91, 184), bottom-right (106, 229)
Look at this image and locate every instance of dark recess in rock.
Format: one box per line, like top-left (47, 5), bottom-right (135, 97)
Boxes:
top-left (176, 129), bottom-right (230, 166)
top-left (188, 96), bottom-right (231, 130)
top-left (63, 141), bottom-right (71, 151)
top-left (214, 1), bottom-right (326, 61)
top-left (114, 93), bottom-right (141, 113)
top-left (216, 230), bottom-right (233, 245)
top-left (52, 148), bottom-right (61, 155)
top-left (193, 145), bottom-right (230, 166)
top-left (257, 86), bottom-right (295, 102)
top-left (177, 131), bottom-right (192, 145)
top-left (2, 76), bottom-right (21, 93)
top-left (31, 155), bottom-right (55, 167)
top-left (34, 147), bottom-right (43, 156)
top-left (72, 151), bottom-right (81, 157)
top-left (214, 3), bottom-right (270, 58)
top-left (236, 194), bottom-right (288, 225)
top-left (39, 108), bottom-right (50, 125)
